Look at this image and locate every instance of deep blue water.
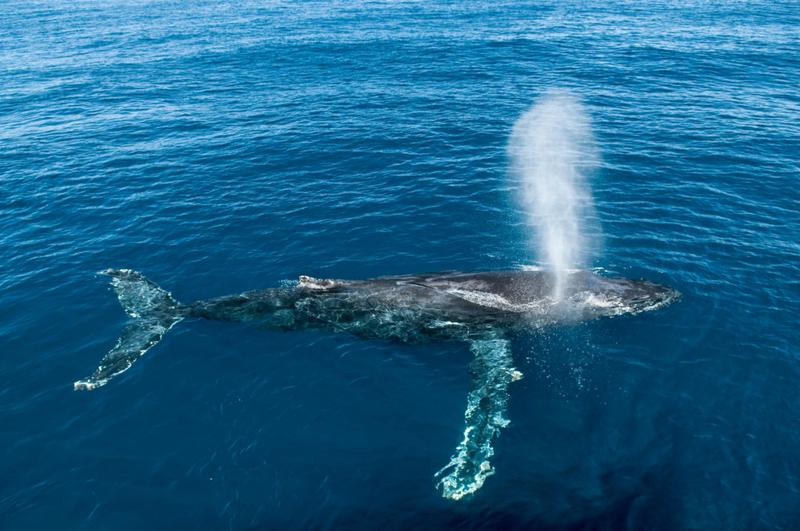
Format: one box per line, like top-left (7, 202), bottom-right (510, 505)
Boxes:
top-left (2, 0), bottom-right (800, 529)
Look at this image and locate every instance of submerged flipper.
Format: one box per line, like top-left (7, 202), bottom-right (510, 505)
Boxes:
top-left (436, 337), bottom-right (522, 500)
top-left (74, 269), bottom-right (183, 390)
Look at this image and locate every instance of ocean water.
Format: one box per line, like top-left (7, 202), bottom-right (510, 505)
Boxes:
top-left (2, 0), bottom-right (799, 529)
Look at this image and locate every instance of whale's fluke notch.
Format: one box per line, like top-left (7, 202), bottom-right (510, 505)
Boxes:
top-left (74, 270), bottom-right (183, 390)
top-left (436, 336), bottom-right (521, 500)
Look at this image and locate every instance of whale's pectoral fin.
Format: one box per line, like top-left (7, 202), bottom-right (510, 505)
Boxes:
top-left (74, 270), bottom-right (183, 390)
top-left (435, 337), bottom-right (522, 500)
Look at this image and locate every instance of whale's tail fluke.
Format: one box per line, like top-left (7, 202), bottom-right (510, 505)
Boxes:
top-left (74, 269), bottom-right (184, 391)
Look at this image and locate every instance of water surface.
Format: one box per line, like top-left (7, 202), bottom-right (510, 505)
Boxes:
top-left (2, 1), bottom-right (799, 529)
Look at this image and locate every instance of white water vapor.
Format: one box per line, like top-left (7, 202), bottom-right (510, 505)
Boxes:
top-left (508, 94), bottom-right (601, 300)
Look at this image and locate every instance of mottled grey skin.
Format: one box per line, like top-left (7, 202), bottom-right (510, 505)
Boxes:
top-left (185, 270), bottom-right (679, 342)
top-left (74, 268), bottom-right (679, 500)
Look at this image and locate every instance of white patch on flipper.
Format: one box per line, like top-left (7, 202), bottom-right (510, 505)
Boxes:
top-left (436, 338), bottom-right (521, 500)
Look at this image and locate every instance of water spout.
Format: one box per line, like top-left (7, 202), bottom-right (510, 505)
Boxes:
top-left (508, 94), bottom-right (601, 300)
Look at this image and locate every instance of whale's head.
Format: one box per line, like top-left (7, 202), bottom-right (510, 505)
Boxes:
top-left (564, 271), bottom-right (681, 319)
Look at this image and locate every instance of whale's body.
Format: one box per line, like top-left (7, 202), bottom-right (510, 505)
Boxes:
top-left (190, 270), bottom-right (677, 340)
top-left (75, 269), bottom-right (679, 499)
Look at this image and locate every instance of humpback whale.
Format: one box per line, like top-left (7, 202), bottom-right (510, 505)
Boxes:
top-left (75, 268), bottom-right (679, 500)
